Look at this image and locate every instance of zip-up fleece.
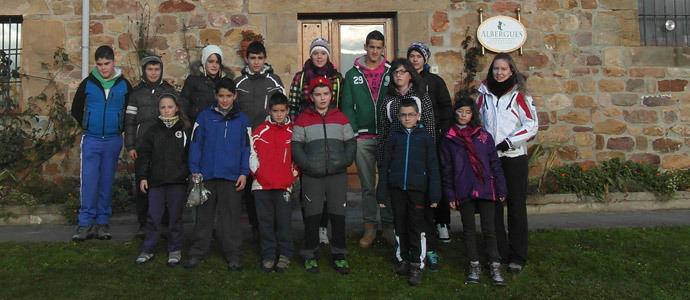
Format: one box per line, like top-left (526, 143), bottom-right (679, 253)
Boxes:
top-left (341, 57), bottom-right (391, 136)
top-left (477, 82), bottom-right (538, 158)
top-left (71, 70), bottom-right (132, 138)
top-left (249, 117), bottom-right (299, 191)
top-left (439, 126), bottom-right (507, 206)
top-left (234, 63), bottom-right (286, 129)
top-left (376, 125), bottom-right (441, 207)
top-left (291, 108), bottom-right (356, 178)
top-left (136, 119), bottom-right (190, 187)
top-left (189, 103), bottom-right (251, 182)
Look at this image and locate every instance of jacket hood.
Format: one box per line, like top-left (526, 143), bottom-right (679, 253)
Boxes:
top-left (188, 59), bottom-right (234, 79)
top-left (354, 55), bottom-right (388, 70)
top-left (140, 55), bottom-right (164, 86)
top-left (241, 63), bottom-right (275, 78)
top-left (210, 101), bottom-right (241, 120)
top-left (263, 114), bottom-right (292, 126)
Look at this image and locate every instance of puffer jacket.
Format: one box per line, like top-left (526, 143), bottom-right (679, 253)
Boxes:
top-left (124, 78), bottom-right (176, 151)
top-left (70, 68), bottom-right (131, 138)
top-left (180, 61), bottom-right (234, 123)
top-left (477, 82), bottom-right (538, 158)
top-left (291, 108), bottom-right (356, 178)
top-left (420, 67), bottom-right (453, 138)
top-left (249, 117), bottom-right (299, 191)
top-left (234, 63), bottom-right (285, 129)
top-left (136, 118), bottom-right (190, 187)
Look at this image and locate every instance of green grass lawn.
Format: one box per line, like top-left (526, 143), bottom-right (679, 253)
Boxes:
top-left (1, 227), bottom-right (689, 299)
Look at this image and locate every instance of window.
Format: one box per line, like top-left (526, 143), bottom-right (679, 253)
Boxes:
top-left (0, 15), bottom-right (21, 107)
top-left (638, 0), bottom-right (690, 46)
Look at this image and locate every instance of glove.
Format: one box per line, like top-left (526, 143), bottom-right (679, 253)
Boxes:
top-left (496, 140), bottom-right (510, 152)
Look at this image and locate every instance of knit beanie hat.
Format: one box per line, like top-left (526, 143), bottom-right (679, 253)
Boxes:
top-left (201, 45), bottom-right (224, 65)
top-left (308, 77), bottom-right (333, 101)
top-left (407, 42), bottom-right (430, 63)
top-left (140, 54), bottom-right (164, 84)
top-left (309, 38), bottom-right (331, 57)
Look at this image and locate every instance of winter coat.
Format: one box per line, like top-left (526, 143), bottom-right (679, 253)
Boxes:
top-left (341, 57), bottom-right (391, 136)
top-left (420, 68), bottom-right (453, 138)
top-left (477, 82), bottom-right (538, 158)
top-left (136, 118), bottom-right (190, 187)
top-left (249, 117), bottom-right (299, 191)
top-left (180, 61), bottom-right (234, 123)
top-left (124, 78), bottom-right (176, 151)
top-left (439, 126), bottom-right (507, 206)
top-left (291, 108), bottom-right (356, 178)
top-left (71, 69), bottom-right (132, 138)
top-left (189, 103), bottom-right (251, 182)
top-left (376, 125), bottom-right (441, 207)
top-left (377, 88), bottom-right (436, 167)
top-left (288, 70), bottom-right (343, 121)
top-left (234, 64), bottom-right (285, 130)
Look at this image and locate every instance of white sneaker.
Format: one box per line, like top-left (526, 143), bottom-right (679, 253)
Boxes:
top-left (437, 224), bottom-right (451, 243)
top-left (319, 227), bottom-right (329, 244)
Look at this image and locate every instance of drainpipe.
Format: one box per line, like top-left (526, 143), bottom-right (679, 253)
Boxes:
top-left (81, 0), bottom-right (90, 79)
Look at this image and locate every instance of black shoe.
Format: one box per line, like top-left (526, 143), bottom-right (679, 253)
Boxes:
top-left (333, 259), bottom-right (350, 275)
top-left (183, 257), bottom-right (203, 269)
top-left (135, 224), bottom-right (146, 239)
top-left (395, 260), bottom-right (410, 276)
top-left (408, 263), bottom-right (423, 286)
top-left (72, 225), bottom-right (94, 241)
top-left (95, 224), bottom-right (112, 240)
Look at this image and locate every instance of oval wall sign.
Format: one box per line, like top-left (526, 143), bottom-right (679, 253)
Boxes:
top-left (477, 16), bottom-right (527, 53)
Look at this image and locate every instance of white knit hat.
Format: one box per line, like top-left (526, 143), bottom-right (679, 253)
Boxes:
top-left (201, 45), bottom-right (223, 65)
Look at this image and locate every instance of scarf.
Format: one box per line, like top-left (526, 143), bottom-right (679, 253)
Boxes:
top-left (91, 67), bottom-right (120, 90)
top-left (159, 115), bottom-right (179, 128)
top-left (303, 59), bottom-right (336, 83)
top-left (487, 75), bottom-right (516, 97)
top-left (396, 83), bottom-right (413, 96)
top-left (214, 105), bottom-right (231, 116)
top-left (452, 125), bottom-right (484, 184)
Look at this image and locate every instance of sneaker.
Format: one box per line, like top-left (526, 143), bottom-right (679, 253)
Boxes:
top-left (333, 259), bottom-right (350, 275)
top-left (395, 260), bottom-right (410, 276)
top-left (466, 261), bottom-right (481, 284)
top-left (490, 262), bottom-right (506, 286)
top-left (95, 224), bottom-right (112, 240)
top-left (275, 255), bottom-right (290, 273)
top-left (437, 224), bottom-right (451, 243)
top-left (507, 262), bottom-right (524, 274)
top-left (183, 257), bottom-right (203, 269)
top-left (167, 250), bottom-right (181, 267)
top-left (135, 252), bottom-right (154, 265)
top-left (426, 251), bottom-right (440, 272)
top-left (319, 227), bottom-right (330, 244)
top-left (304, 259), bottom-right (319, 274)
top-left (262, 260), bottom-right (275, 272)
top-left (71, 225), bottom-right (94, 241)
top-left (408, 263), bottom-right (423, 286)
top-left (135, 223), bottom-right (146, 239)
top-left (359, 223), bottom-right (377, 248)
top-left (227, 261), bottom-right (243, 272)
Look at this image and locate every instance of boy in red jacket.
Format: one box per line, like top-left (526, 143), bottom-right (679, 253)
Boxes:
top-left (249, 93), bottom-right (300, 272)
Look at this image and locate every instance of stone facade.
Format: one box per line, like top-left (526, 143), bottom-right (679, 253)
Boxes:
top-left (8, 0), bottom-right (690, 182)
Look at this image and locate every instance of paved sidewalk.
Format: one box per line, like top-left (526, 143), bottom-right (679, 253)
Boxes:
top-left (2, 191), bottom-right (690, 243)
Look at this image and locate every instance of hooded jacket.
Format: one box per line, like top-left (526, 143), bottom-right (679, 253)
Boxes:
top-left (341, 56), bottom-right (391, 136)
top-left (234, 63), bottom-right (285, 129)
top-left (419, 68), bottom-right (453, 138)
top-left (71, 67), bottom-right (132, 138)
top-left (180, 60), bottom-right (234, 123)
top-left (249, 116), bottom-right (299, 191)
top-left (439, 126), bottom-right (507, 206)
top-left (124, 61), bottom-right (176, 151)
top-left (376, 124), bottom-right (441, 207)
top-left (136, 118), bottom-right (190, 187)
top-left (189, 103), bottom-right (251, 182)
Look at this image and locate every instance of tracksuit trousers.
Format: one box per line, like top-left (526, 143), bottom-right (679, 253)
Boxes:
top-left (300, 172), bottom-right (348, 260)
top-left (141, 184), bottom-right (186, 253)
top-left (78, 135), bottom-right (122, 227)
top-left (254, 189), bottom-right (294, 261)
top-left (390, 188), bottom-right (427, 266)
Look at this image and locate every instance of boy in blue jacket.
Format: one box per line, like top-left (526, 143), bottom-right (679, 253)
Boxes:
top-left (70, 45), bottom-right (132, 241)
top-left (376, 98), bottom-right (441, 286)
top-left (184, 78), bottom-right (251, 271)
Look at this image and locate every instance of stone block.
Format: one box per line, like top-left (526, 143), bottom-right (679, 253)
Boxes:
top-left (545, 93), bottom-right (572, 110)
top-left (528, 78), bottom-right (564, 95)
top-left (532, 12), bottom-right (559, 32)
top-left (595, 134), bottom-right (605, 149)
top-left (538, 111), bottom-right (550, 125)
top-left (596, 151), bottom-right (626, 162)
top-left (585, 55), bottom-right (602, 66)
top-left (652, 138), bottom-right (683, 153)
top-left (399, 11), bottom-right (430, 48)
top-left (431, 11), bottom-right (449, 32)
top-left (118, 33), bottom-right (133, 50)
top-left (156, 15), bottom-right (179, 34)
top-left (635, 136), bottom-right (648, 150)
top-left (0, 0), bottom-right (50, 14)
top-left (630, 153), bottom-right (660, 165)
top-left (629, 47), bottom-right (675, 67)
top-left (643, 126), bottom-right (665, 136)
top-left (624, 110), bottom-right (658, 124)
top-left (267, 13), bottom-right (297, 44)
top-left (560, 14), bottom-right (580, 31)
top-left (491, 1), bottom-right (522, 13)
top-left (579, 11), bottom-right (593, 30)
top-left (562, 0), bottom-right (578, 9)
top-left (664, 108), bottom-right (680, 123)
top-left (556, 145), bottom-right (579, 160)
top-left (266, 44), bottom-right (300, 75)
top-left (628, 126), bottom-right (642, 136)
top-left (581, 77), bottom-right (597, 94)
top-left (453, 13), bottom-right (479, 30)
top-left (662, 155), bottom-right (690, 170)
top-left (434, 51), bottom-right (463, 76)
top-left (536, 0), bottom-right (560, 10)
top-left (610, 94), bottom-right (637, 106)
top-left (187, 13), bottom-right (208, 29)
top-left (593, 11), bottom-right (639, 46)
top-left (430, 36), bottom-right (444, 46)
top-left (209, 12), bottom-right (232, 28)
top-left (593, 119), bottom-right (626, 134)
top-left (658, 80), bottom-right (688, 92)
top-left (201, 0), bottom-right (241, 12)
top-left (565, 80), bottom-right (579, 93)
top-left (602, 107), bottom-right (622, 117)
top-left (604, 48), bottom-right (623, 67)
top-left (89, 22), bottom-right (104, 35)
top-left (571, 68), bottom-right (590, 76)
top-left (574, 132), bottom-right (594, 146)
top-left (544, 34), bottom-right (572, 51)
top-left (576, 32), bottom-right (592, 47)
top-left (670, 125), bottom-right (690, 136)
top-left (558, 110), bottom-right (590, 125)
top-left (599, 0), bottom-right (636, 10)
top-left (573, 126), bottom-right (592, 132)
top-left (630, 68), bottom-right (666, 78)
top-left (524, 30), bottom-right (545, 49)
top-left (643, 95), bottom-right (675, 107)
top-left (248, 0), bottom-right (446, 13)
top-left (106, 0), bottom-right (141, 14)
top-left (21, 19), bottom-right (66, 75)
top-left (231, 14), bottom-right (248, 27)
top-left (599, 79), bottom-right (624, 92)
top-left (606, 137), bottom-right (634, 151)
top-left (604, 68), bottom-right (626, 77)
top-left (626, 79), bottom-right (644, 92)
top-left (516, 51), bottom-right (550, 69)
top-left (199, 29), bottom-right (223, 45)
top-left (542, 125), bottom-right (571, 143)
top-left (668, 68), bottom-right (690, 77)
top-left (573, 95), bottom-right (594, 107)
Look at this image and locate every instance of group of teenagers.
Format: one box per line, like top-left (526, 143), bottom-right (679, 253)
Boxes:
top-left (69, 29), bottom-right (538, 287)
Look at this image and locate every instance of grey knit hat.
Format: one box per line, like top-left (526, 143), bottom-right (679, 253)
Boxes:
top-left (309, 38), bottom-right (331, 57)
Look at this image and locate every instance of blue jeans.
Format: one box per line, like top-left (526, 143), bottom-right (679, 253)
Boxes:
top-left (356, 138), bottom-right (392, 226)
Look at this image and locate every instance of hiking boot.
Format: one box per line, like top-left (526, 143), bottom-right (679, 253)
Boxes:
top-left (334, 259), bottom-right (350, 275)
top-left (95, 224), bottom-right (112, 240)
top-left (382, 224), bottom-right (396, 246)
top-left (490, 262), bottom-right (506, 286)
top-left (437, 224), bottom-right (451, 243)
top-left (71, 225), bottom-right (94, 242)
top-left (319, 227), bottom-right (330, 244)
top-left (227, 261), bottom-right (243, 272)
top-left (426, 251), bottom-right (440, 272)
top-left (466, 261), bottom-right (481, 284)
top-left (262, 260), bottom-right (275, 273)
top-left (135, 252), bottom-right (154, 265)
top-left (135, 223), bottom-right (146, 239)
top-left (275, 255), bottom-right (290, 273)
top-left (395, 260), bottom-right (410, 276)
top-left (507, 262), bottom-right (524, 274)
top-left (183, 257), bottom-right (203, 269)
top-left (408, 263), bottom-right (423, 286)
top-left (359, 223), bottom-right (377, 248)
top-left (167, 250), bottom-right (181, 267)
top-left (304, 259), bottom-right (319, 274)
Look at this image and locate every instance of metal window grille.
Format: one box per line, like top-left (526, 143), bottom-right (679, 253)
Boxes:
top-left (0, 15), bottom-right (21, 107)
top-left (639, 0), bottom-right (690, 46)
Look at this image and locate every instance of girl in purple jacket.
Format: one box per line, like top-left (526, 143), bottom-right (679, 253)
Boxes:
top-left (439, 97), bottom-right (507, 286)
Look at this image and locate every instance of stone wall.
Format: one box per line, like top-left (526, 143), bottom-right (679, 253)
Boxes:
top-left (6, 0), bottom-right (690, 181)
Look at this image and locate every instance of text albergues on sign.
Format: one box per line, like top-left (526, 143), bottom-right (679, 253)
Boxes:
top-left (477, 16), bottom-right (527, 53)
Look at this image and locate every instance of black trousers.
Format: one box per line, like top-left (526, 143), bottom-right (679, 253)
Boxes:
top-left (495, 155), bottom-right (529, 265)
top-left (391, 188), bottom-right (427, 265)
top-left (459, 198), bottom-right (500, 263)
